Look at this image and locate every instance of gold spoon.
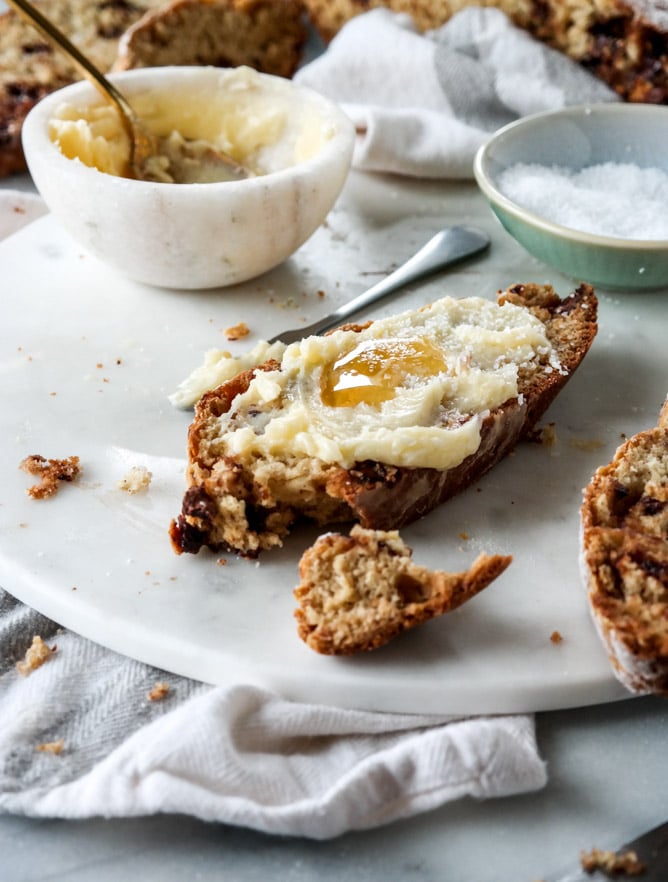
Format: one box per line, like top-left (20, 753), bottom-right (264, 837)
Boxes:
top-left (7, 0), bottom-right (248, 182)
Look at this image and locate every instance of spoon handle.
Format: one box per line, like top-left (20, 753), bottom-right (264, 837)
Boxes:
top-left (6, 0), bottom-right (137, 135)
top-left (269, 226), bottom-right (490, 345)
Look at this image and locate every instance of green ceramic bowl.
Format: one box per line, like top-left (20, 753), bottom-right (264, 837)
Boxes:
top-left (473, 104), bottom-right (668, 291)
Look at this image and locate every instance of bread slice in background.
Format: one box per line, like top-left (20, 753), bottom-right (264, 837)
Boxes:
top-left (113, 0), bottom-right (307, 78)
top-left (581, 398), bottom-right (668, 695)
top-left (301, 0), bottom-right (668, 103)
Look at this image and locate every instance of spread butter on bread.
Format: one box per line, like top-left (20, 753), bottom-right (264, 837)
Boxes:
top-left (169, 282), bottom-right (598, 558)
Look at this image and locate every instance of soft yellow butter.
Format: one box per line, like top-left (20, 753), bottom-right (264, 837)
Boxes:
top-left (49, 67), bottom-right (331, 180)
top-left (168, 340), bottom-right (287, 409)
top-left (207, 295), bottom-right (561, 471)
top-left (50, 103), bottom-right (130, 177)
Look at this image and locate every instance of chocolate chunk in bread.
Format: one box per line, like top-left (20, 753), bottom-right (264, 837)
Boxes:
top-left (169, 282), bottom-right (598, 558)
top-left (581, 398), bottom-right (668, 695)
top-left (294, 525), bottom-right (512, 654)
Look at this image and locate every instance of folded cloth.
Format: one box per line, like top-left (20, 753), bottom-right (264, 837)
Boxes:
top-left (295, 7), bottom-right (618, 178)
top-left (0, 589), bottom-right (547, 838)
top-left (0, 194), bottom-right (546, 838)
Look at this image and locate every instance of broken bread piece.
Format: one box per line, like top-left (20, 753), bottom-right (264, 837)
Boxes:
top-left (294, 525), bottom-right (512, 654)
top-left (0, 0), bottom-right (166, 178)
top-left (169, 282), bottom-right (597, 558)
top-left (581, 398), bottom-right (668, 695)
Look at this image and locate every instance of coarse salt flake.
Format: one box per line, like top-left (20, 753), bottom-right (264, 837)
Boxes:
top-left (497, 161), bottom-right (668, 240)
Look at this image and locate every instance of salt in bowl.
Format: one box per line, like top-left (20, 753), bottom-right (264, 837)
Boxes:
top-left (21, 66), bottom-right (355, 290)
top-left (474, 103), bottom-right (668, 291)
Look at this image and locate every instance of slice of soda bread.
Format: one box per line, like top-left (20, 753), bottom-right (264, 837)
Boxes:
top-left (581, 398), bottom-right (668, 695)
top-left (169, 282), bottom-right (598, 558)
top-left (113, 0), bottom-right (306, 78)
top-left (301, 0), bottom-right (668, 103)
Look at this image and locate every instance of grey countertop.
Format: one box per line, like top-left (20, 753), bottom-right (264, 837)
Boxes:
top-left (2, 696), bottom-right (667, 881)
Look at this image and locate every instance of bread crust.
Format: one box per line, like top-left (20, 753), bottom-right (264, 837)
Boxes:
top-left (169, 282), bottom-right (598, 557)
top-left (581, 399), bottom-right (668, 695)
top-left (294, 525), bottom-right (512, 654)
top-left (113, 0), bottom-right (307, 78)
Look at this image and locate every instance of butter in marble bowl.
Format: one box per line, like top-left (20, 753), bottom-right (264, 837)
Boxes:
top-left (21, 66), bottom-right (355, 290)
top-left (474, 103), bottom-right (668, 291)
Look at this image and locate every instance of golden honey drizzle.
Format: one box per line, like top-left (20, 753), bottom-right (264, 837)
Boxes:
top-left (320, 338), bottom-right (447, 407)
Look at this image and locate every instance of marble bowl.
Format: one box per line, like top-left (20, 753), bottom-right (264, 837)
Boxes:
top-left (22, 66), bottom-right (355, 290)
top-left (474, 104), bottom-right (668, 291)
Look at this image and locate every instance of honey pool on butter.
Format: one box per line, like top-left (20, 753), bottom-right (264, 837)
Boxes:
top-left (203, 295), bottom-right (563, 471)
top-left (320, 338), bottom-right (448, 408)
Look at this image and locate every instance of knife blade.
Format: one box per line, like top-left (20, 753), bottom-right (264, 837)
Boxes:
top-left (547, 821), bottom-right (668, 882)
top-left (267, 225), bottom-right (490, 345)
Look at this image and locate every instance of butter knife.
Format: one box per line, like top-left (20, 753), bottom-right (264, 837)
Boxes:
top-left (547, 821), bottom-right (668, 882)
top-left (268, 225), bottom-right (490, 345)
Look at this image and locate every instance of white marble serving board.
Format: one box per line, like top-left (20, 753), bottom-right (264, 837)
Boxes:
top-left (2, 172), bottom-right (664, 714)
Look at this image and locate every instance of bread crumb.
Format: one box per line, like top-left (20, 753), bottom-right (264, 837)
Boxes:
top-left (16, 636), bottom-right (56, 675)
top-left (570, 437), bottom-right (605, 452)
top-left (36, 739), bottom-right (64, 755)
top-left (148, 681), bottom-right (170, 701)
top-left (550, 630), bottom-right (563, 644)
top-left (216, 557), bottom-right (228, 566)
top-left (19, 454), bottom-right (80, 499)
top-left (224, 322), bottom-right (250, 341)
top-left (528, 422), bottom-right (558, 446)
top-left (117, 465), bottom-right (152, 494)
top-left (580, 847), bottom-right (646, 875)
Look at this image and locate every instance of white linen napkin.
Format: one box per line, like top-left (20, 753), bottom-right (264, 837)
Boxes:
top-left (295, 7), bottom-right (618, 178)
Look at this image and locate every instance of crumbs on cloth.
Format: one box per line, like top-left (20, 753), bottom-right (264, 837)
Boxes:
top-left (16, 635), bottom-right (56, 676)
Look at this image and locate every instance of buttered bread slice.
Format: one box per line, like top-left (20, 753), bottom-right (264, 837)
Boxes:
top-left (169, 282), bottom-right (598, 557)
